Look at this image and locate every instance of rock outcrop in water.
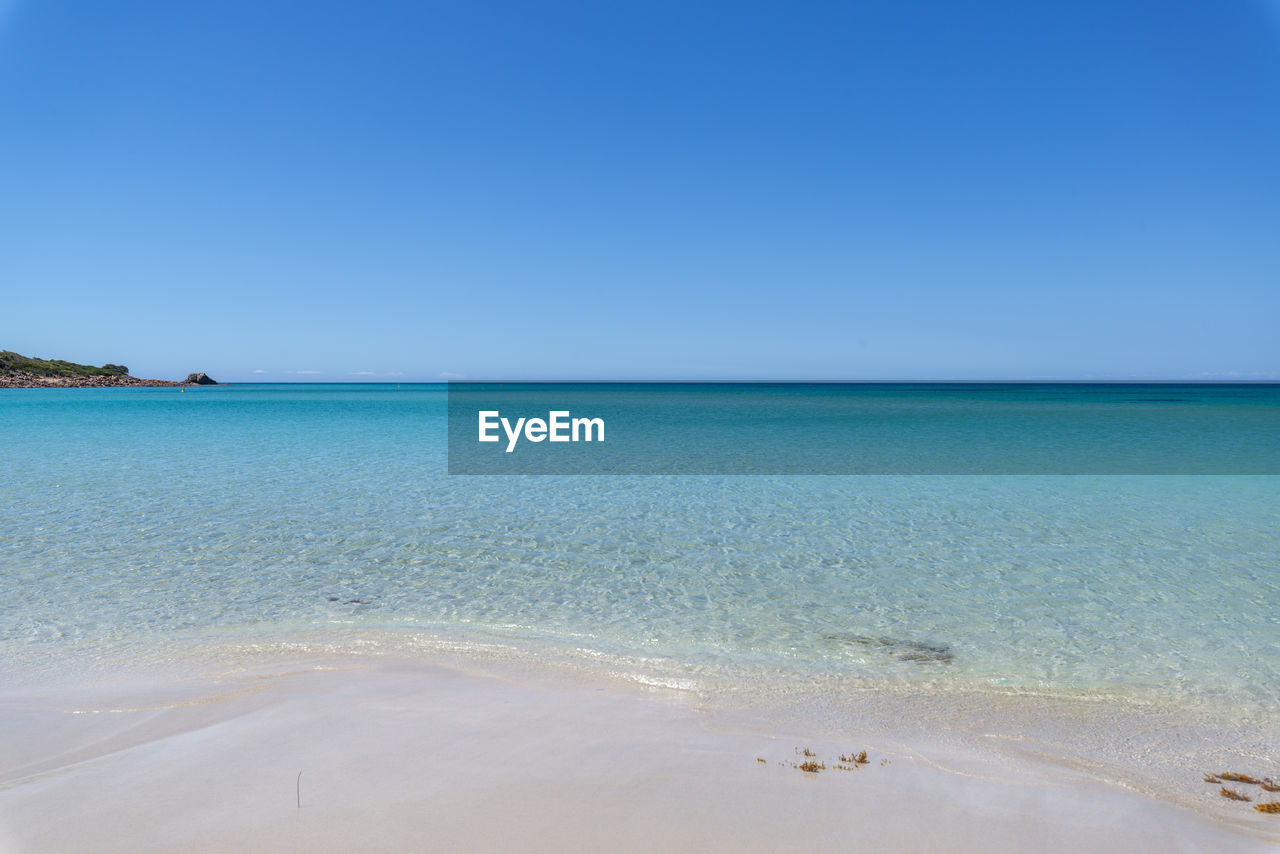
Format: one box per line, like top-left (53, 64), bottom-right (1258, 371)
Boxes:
top-left (185, 372), bottom-right (218, 385)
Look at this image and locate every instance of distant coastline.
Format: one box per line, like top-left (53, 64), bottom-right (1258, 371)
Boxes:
top-left (0, 373), bottom-right (180, 388)
top-left (0, 350), bottom-right (209, 388)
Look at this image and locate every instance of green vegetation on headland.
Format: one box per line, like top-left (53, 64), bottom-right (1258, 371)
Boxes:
top-left (0, 350), bottom-right (129, 378)
top-left (0, 350), bottom-right (213, 388)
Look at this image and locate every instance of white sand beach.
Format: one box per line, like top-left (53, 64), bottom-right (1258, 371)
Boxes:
top-left (1, 642), bottom-right (1275, 854)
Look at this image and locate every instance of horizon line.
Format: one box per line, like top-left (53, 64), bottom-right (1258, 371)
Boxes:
top-left (199, 378), bottom-right (1280, 385)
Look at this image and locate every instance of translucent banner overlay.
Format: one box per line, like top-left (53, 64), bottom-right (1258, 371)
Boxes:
top-left (447, 383), bottom-right (1280, 475)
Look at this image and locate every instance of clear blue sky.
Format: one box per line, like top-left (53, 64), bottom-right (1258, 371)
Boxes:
top-left (1, 0), bottom-right (1277, 381)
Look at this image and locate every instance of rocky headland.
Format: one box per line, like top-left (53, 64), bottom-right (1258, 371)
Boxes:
top-left (0, 350), bottom-right (216, 388)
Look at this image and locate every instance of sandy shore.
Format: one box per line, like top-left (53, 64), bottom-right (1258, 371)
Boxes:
top-left (1, 646), bottom-right (1276, 853)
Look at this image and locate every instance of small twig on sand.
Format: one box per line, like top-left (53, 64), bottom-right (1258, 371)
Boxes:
top-left (297, 771), bottom-right (302, 809)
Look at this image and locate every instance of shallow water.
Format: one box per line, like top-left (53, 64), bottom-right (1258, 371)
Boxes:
top-left (2, 384), bottom-right (1278, 726)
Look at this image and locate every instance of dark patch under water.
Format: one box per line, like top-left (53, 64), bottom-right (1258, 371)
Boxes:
top-left (825, 633), bottom-right (955, 664)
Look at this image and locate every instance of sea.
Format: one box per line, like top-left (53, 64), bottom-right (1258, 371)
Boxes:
top-left (3, 383), bottom-right (1279, 746)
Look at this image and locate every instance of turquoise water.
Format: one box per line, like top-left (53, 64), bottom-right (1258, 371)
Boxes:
top-left (2, 384), bottom-right (1279, 718)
